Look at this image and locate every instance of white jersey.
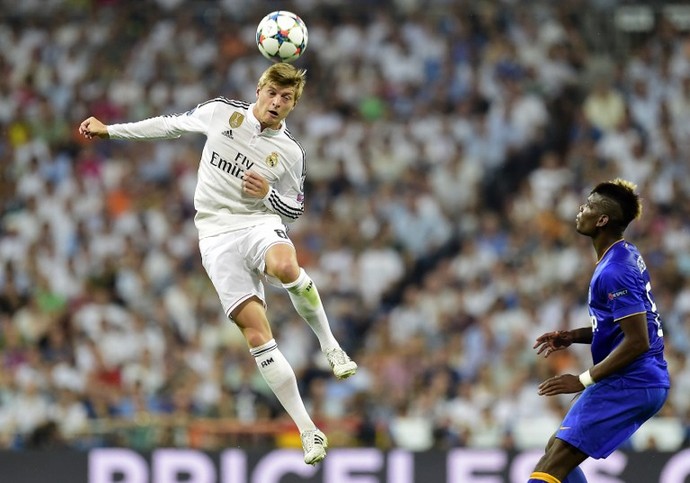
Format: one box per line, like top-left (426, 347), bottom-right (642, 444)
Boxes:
top-left (108, 98), bottom-right (306, 239)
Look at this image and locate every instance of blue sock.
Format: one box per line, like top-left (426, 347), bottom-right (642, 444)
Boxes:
top-left (563, 467), bottom-right (587, 483)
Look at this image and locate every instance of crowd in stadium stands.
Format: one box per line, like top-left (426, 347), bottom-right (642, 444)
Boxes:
top-left (1, 0), bottom-right (690, 452)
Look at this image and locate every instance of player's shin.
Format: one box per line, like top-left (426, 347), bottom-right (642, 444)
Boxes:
top-left (283, 268), bottom-right (339, 350)
top-left (283, 268), bottom-right (357, 379)
top-left (250, 339), bottom-right (315, 432)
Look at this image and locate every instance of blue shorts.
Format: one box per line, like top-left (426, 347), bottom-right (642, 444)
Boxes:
top-left (556, 382), bottom-right (668, 459)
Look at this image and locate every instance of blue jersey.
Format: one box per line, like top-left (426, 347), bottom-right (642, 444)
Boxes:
top-left (588, 240), bottom-right (669, 388)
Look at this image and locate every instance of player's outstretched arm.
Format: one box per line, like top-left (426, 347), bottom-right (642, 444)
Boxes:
top-left (79, 116), bottom-right (110, 140)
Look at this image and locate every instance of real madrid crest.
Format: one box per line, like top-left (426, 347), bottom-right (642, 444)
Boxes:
top-left (266, 152), bottom-right (279, 167)
top-left (229, 112), bottom-right (244, 129)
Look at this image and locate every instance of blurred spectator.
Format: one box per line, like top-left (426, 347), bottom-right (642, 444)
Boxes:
top-left (0, 0), bottom-right (689, 453)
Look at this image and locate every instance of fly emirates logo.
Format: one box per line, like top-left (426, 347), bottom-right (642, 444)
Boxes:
top-left (210, 150), bottom-right (254, 179)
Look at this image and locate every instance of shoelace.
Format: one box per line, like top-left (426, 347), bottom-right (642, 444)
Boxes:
top-left (327, 349), bottom-right (350, 365)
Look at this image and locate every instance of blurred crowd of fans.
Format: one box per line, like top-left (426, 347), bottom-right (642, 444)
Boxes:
top-left (1, 0), bottom-right (690, 453)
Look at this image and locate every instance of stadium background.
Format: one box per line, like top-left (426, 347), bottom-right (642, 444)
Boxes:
top-left (0, 0), bottom-right (689, 481)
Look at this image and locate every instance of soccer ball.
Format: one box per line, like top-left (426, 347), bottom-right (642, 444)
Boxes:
top-left (256, 11), bottom-right (308, 63)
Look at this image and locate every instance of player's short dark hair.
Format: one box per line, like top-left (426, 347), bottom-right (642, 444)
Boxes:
top-left (257, 63), bottom-right (307, 103)
top-left (591, 178), bottom-right (642, 230)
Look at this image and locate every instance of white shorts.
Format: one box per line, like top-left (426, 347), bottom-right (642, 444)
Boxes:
top-left (198, 223), bottom-right (294, 318)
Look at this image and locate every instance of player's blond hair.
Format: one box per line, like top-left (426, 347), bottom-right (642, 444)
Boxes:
top-left (257, 63), bottom-right (307, 103)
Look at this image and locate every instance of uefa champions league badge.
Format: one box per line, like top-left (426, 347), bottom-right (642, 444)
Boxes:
top-left (266, 152), bottom-right (279, 167)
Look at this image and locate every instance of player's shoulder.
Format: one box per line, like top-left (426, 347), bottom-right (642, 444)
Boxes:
top-left (601, 243), bottom-right (645, 279)
top-left (198, 97), bottom-right (250, 111)
top-left (612, 241), bottom-right (643, 266)
top-left (283, 127), bottom-right (306, 160)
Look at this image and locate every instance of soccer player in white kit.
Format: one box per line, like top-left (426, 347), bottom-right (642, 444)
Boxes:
top-left (79, 62), bottom-right (356, 465)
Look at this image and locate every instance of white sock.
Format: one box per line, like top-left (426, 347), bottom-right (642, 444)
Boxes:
top-left (250, 339), bottom-right (315, 433)
top-left (283, 269), bottom-right (339, 352)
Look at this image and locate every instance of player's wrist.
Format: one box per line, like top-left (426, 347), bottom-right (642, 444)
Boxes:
top-left (558, 330), bottom-right (572, 340)
top-left (578, 369), bottom-right (595, 388)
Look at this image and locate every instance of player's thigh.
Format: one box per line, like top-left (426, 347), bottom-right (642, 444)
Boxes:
top-left (199, 231), bottom-right (265, 316)
top-left (264, 242), bottom-right (299, 280)
top-left (241, 223), bottom-right (296, 279)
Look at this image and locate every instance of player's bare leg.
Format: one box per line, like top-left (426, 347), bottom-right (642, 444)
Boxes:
top-left (529, 436), bottom-right (588, 482)
top-left (232, 298), bottom-right (327, 464)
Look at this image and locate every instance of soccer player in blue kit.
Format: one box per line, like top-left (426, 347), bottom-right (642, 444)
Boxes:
top-left (528, 179), bottom-right (670, 483)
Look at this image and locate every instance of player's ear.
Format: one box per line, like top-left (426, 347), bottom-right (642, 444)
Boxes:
top-left (596, 214), bottom-right (609, 228)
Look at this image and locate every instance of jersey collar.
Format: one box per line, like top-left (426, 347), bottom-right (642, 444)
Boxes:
top-left (596, 239), bottom-right (625, 264)
top-left (247, 103), bottom-right (286, 137)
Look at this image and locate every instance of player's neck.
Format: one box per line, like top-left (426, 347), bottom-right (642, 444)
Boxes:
top-left (593, 234), bottom-right (624, 262)
top-left (259, 120), bottom-right (282, 132)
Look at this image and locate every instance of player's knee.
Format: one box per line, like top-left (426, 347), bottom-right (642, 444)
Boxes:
top-left (230, 299), bottom-right (273, 346)
top-left (533, 437), bottom-right (557, 473)
top-left (534, 438), bottom-right (586, 480)
top-left (268, 259), bottom-right (300, 283)
top-left (241, 326), bottom-right (272, 347)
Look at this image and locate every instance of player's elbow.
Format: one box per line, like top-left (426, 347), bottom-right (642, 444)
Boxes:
top-left (628, 337), bottom-right (650, 356)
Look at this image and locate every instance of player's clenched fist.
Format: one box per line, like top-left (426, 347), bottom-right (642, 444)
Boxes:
top-left (242, 171), bottom-right (269, 199)
top-left (79, 116), bottom-right (109, 139)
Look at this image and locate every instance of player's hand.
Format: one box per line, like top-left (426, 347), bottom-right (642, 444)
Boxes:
top-left (79, 116), bottom-right (109, 139)
top-left (533, 330), bottom-right (573, 358)
top-left (242, 171), bottom-right (269, 199)
top-left (538, 374), bottom-right (584, 396)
